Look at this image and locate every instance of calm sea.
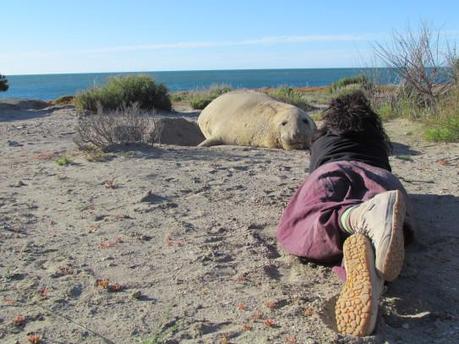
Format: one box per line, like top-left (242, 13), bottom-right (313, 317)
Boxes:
top-left (0, 68), bottom-right (397, 101)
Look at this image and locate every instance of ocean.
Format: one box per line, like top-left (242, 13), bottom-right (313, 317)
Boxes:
top-left (0, 68), bottom-right (398, 101)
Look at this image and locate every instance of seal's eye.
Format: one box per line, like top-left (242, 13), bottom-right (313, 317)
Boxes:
top-left (281, 121), bottom-right (288, 126)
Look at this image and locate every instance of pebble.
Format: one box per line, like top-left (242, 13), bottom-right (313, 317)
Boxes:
top-left (131, 290), bottom-right (142, 300)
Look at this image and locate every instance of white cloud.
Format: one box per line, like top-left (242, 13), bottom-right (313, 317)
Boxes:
top-left (80, 34), bottom-right (372, 54)
top-left (0, 34), bottom-right (371, 58)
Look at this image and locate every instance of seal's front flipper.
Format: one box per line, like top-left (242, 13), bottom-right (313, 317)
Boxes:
top-left (198, 137), bottom-right (223, 147)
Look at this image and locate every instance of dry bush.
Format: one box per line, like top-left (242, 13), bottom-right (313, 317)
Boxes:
top-left (75, 103), bottom-right (154, 151)
top-left (375, 22), bottom-right (457, 110)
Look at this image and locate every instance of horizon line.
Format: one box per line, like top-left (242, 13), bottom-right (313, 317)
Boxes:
top-left (6, 66), bottom-right (392, 77)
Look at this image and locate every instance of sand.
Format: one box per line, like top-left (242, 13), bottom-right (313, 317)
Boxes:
top-left (0, 103), bottom-right (458, 344)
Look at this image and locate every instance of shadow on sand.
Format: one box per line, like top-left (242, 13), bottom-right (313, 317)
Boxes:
top-left (105, 143), bottom-right (277, 163)
top-left (391, 142), bottom-right (422, 156)
top-left (382, 193), bottom-right (459, 334)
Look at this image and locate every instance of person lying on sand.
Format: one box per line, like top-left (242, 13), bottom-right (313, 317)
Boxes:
top-left (276, 91), bottom-right (414, 336)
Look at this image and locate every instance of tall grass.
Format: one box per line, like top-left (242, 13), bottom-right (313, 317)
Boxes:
top-left (189, 84), bottom-right (232, 109)
top-left (424, 86), bottom-right (459, 142)
top-left (75, 75), bottom-right (171, 113)
top-left (329, 74), bottom-right (372, 94)
top-left (265, 87), bottom-right (314, 111)
top-left (371, 83), bottom-right (459, 142)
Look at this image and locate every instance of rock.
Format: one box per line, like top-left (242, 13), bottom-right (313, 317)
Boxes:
top-left (131, 290), bottom-right (142, 299)
top-left (68, 283), bottom-right (83, 298)
top-left (7, 140), bottom-right (23, 147)
top-left (94, 214), bottom-right (107, 222)
top-left (11, 180), bottom-right (27, 187)
top-left (139, 191), bottom-right (168, 204)
top-left (149, 117), bottom-right (205, 146)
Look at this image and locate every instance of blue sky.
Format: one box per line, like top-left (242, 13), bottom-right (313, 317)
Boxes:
top-left (2, 0), bottom-right (459, 75)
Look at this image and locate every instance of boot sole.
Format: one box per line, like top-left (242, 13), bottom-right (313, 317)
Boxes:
top-left (335, 234), bottom-right (379, 336)
top-left (381, 190), bottom-right (406, 281)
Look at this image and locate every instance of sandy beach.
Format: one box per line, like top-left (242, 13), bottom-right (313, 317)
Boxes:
top-left (1, 103), bottom-right (458, 343)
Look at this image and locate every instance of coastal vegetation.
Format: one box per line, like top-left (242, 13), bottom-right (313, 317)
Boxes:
top-left (75, 103), bottom-right (153, 151)
top-left (55, 155), bottom-right (73, 166)
top-left (53, 95), bottom-right (74, 105)
top-left (265, 87), bottom-right (315, 111)
top-left (189, 84), bottom-right (232, 109)
top-left (172, 84), bottom-right (316, 112)
top-left (329, 74), bottom-right (372, 94)
top-left (171, 84), bottom-right (232, 110)
top-left (0, 74), bottom-right (8, 92)
top-left (370, 23), bottom-right (459, 142)
top-left (74, 75), bottom-right (171, 113)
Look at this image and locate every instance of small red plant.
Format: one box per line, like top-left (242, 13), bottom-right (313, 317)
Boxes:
top-left (104, 177), bottom-right (118, 189)
top-left (265, 300), bottom-right (277, 309)
top-left (38, 287), bottom-right (48, 299)
top-left (237, 303), bottom-right (246, 311)
top-left (107, 283), bottom-right (125, 293)
top-left (96, 279), bottom-right (124, 292)
top-left (164, 233), bottom-right (185, 247)
top-left (27, 334), bottom-right (41, 344)
top-left (263, 318), bottom-right (276, 327)
top-left (242, 323), bottom-right (253, 331)
top-left (98, 236), bottom-right (123, 248)
top-left (95, 279), bottom-right (110, 288)
top-left (303, 306), bottom-right (315, 317)
top-left (13, 315), bottom-right (26, 327)
top-left (285, 335), bottom-right (297, 344)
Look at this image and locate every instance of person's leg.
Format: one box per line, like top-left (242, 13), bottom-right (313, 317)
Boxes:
top-left (332, 164), bottom-right (410, 336)
top-left (277, 160), bottom-right (405, 262)
top-left (277, 161), bottom-right (412, 336)
top-left (276, 163), bottom-right (362, 263)
top-left (339, 189), bottom-right (406, 281)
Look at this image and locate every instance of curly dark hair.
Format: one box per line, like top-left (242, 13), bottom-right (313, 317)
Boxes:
top-left (316, 90), bottom-right (392, 153)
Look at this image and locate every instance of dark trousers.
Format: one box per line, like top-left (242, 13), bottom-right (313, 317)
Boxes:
top-left (276, 160), bottom-right (411, 263)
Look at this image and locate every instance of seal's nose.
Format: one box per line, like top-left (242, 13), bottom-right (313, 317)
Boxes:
top-left (292, 130), bottom-right (305, 141)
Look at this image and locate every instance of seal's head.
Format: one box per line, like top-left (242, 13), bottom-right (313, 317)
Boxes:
top-left (275, 109), bottom-right (316, 150)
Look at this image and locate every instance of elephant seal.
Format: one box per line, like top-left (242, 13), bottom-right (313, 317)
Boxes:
top-left (197, 91), bottom-right (316, 150)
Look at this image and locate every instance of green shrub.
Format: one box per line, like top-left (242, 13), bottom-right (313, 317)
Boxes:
top-left (81, 146), bottom-right (111, 162)
top-left (53, 95), bottom-right (74, 105)
top-left (266, 87), bottom-right (314, 111)
top-left (55, 155), bottom-right (73, 166)
top-left (373, 101), bottom-right (396, 121)
top-left (425, 123), bottom-right (459, 142)
top-left (0, 74), bottom-right (8, 92)
top-left (170, 92), bottom-right (188, 102)
top-left (190, 96), bottom-right (212, 110)
top-left (424, 86), bottom-right (459, 142)
top-left (74, 75), bottom-right (171, 113)
top-left (329, 74), bottom-right (372, 93)
top-left (189, 84), bottom-right (232, 109)
top-left (453, 58), bottom-right (459, 84)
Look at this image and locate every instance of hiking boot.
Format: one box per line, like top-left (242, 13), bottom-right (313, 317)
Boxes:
top-left (335, 234), bottom-right (384, 336)
top-left (343, 190), bottom-right (406, 281)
